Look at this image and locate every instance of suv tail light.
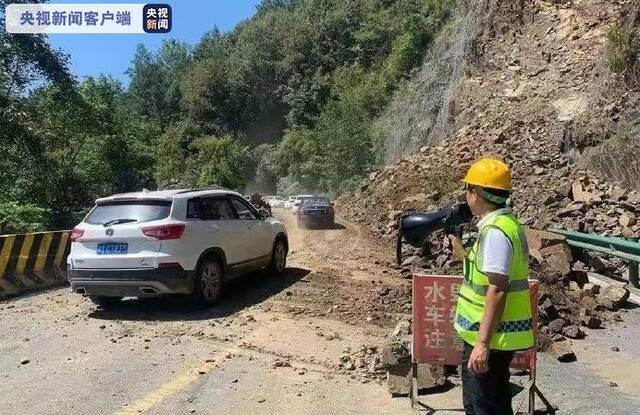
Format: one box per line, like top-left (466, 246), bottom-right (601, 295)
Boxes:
top-left (70, 228), bottom-right (85, 242)
top-left (142, 224), bottom-right (185, 240)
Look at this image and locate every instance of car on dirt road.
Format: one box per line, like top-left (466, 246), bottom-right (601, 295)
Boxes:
top-left (296, 197), bottom-right (335, 229)
top-left (291, 195), bottom-right (315, 214)
top-left (67, 188), bottom-right (288, 308)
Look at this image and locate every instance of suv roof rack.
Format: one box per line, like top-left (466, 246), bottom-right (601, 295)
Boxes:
top-left (174, 186), bottom-right (233, 195)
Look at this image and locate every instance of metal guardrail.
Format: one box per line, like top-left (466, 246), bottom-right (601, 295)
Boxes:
top-left (548, 228), bottom-right (640, 288)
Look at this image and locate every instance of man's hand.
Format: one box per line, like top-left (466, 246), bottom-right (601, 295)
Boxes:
top-left (468, 342), bottom-right (490, 374)
top-left (447, 234), bottom-right (466, 261)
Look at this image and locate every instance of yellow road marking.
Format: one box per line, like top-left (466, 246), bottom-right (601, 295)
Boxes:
top-left (34, 233), bottom-right (53, 273)
top-left (113, 349), bottom-right (233, 415)
top-left (15, 233), bottom-right (34, 275)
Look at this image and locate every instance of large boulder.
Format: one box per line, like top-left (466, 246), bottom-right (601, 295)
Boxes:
top-left (526, 229), bottom-right (566, 264)
top-left (539, 243), bottom-right (574, 278)
top-left (387, 362), bottom-right (446, 396)
top-left (380, 340), bottom-right (446, 395)
top-left (599, 284), bottom-right (630, 310)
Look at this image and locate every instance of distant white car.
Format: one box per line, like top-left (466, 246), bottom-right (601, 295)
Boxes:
top-left (291, 195), bottom-right (315, 214)
top-left (284, 196), bottom-right (296, 209)
top-left (67, 188), bottom-right (288, 307)
top-left (266, 196), bottom-right (286, 209)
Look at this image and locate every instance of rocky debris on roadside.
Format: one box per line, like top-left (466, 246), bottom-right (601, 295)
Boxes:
top-left (273, 359), bottom-right (292, 368)
top-left (332, 0), bottom-right (637, 363)
top-left (378, 320), bottom-right (446, 396)
top-left (335, 345), bottom-right (386, 383)
top-left (529, 232), bottom-right (632, 357)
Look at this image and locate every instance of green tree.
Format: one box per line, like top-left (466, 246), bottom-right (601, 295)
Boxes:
top-left (185, 135), bottom-right (250, 190)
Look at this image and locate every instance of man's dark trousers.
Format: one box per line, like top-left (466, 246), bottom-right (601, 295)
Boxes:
top-left (461, 341), bottom-right (515, 415)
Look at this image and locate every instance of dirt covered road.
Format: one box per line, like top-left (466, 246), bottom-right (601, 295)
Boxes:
top-left (1, 210), bottom-right (640, 414)
top-left (0, 211), bottom-right (411, 415)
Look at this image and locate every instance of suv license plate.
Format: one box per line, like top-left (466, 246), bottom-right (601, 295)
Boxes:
top-left (97, 243), bottom-right (128, 255)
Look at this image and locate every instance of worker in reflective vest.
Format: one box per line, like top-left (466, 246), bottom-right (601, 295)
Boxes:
top-left (450, 158), bottom-right (534, 415)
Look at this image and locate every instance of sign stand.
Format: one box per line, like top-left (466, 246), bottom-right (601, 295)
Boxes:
top-left (410, 275), bottom-right (557, 414)
top-left (522, 358), bottom-right (557, 415)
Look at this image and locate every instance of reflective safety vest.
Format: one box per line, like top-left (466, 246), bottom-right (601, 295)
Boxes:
top-left (454, 211), bottom-right (534, 351)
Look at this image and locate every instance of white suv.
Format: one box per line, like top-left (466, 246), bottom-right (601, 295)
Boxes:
top-left (67, 188), bottom-right (288, 307)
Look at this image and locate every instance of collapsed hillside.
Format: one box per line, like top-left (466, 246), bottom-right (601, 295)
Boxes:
top-left (338, 0), bottom-right (640, 244)
top-left (335, 0), bottom-right (640, 362)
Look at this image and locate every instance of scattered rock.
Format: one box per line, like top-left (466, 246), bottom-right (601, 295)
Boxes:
top-left (619, 213), bottom-right (636, 228)
top-left (548, 318), bottom-right (566, 334)
top-left (590, 256), bottom-right (610, 273)
top-left (580, 295), bottom-right (597, 311)
top-left (582, 283), bottom-right (600, 295)
top-left (539, 243), bottom-right (573, 277)
top-left (387, 363), bottom-right (446, 396)
top-left (551, 341), bottom-right (576, 362)
top-left (273, 360), bottom-right (291, 368)
top-left (392, 320), bottom-right (411, 337)
top-left (568, 281), bottom-right (580, 291)
top-left (581, 315), bottom-right (601, 329)
top-left (562, 325), bottom-right (584, 339)
top-left (600, 285), bottom-right (630, 308)
top-left (539, 298), bottom-right (558, 319)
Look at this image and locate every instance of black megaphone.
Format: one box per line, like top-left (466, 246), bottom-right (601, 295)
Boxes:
top-left (396, 203), bottom-right (472, 265)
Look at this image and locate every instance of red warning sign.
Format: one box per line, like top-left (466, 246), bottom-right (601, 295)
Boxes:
top-left (412, 274), bottom-right (538, 370)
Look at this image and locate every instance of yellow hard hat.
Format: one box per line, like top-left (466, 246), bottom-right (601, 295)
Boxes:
top-left (462, 158), bottom-right (512, 191)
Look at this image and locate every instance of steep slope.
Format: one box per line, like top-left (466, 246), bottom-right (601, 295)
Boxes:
top-left (338, 0), bottom-right (640, 245)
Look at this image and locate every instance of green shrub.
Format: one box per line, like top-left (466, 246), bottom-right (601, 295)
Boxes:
top-left (0, 202), bottom-right (50, 235)
top-left (606, 26), bottom-right (640, 86)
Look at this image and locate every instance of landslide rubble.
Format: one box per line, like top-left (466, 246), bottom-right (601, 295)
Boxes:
top-left (336, 0), bottom-right (639, 362)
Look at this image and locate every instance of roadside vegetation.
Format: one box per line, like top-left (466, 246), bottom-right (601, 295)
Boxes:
top-left (605, 22), bottom-right (640, 88)
top-left (0, 0), bottom-right (455, 233)
top-left (580, 15), bottom-right (640, 190)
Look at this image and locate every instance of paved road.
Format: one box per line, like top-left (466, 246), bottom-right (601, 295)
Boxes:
top-left (0, 212), bottom-right (411, 415)
top-left (1, 212), bottom-right (640, 414)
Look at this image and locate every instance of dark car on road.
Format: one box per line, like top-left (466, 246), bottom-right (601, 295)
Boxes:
top-left (296, 197), bottom-right (335, 229)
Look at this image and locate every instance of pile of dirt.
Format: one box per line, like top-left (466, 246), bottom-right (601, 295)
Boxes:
top-left (267, 268), bottom-right (412, 329)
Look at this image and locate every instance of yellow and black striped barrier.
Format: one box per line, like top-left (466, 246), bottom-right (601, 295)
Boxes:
top-left (0, 230), bottom-right (70, 299)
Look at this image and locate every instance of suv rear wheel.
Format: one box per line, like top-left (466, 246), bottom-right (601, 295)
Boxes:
top-left (89, 295), bottom-right (122, 308)
top-left (194, 257), bottom-right (223, 304)
top-left (268, 239), bottom-right (288, 275)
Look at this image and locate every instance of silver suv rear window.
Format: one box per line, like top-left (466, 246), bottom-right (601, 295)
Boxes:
top-left (85, 200), bottom-right (171, 225)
